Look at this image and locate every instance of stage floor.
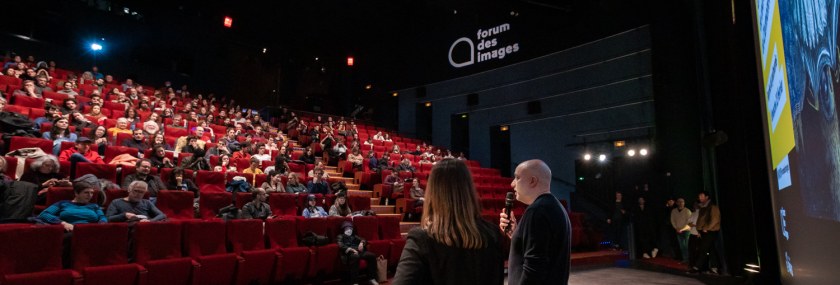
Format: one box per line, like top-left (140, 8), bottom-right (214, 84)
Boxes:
top-left (568, 267), bottom-right (705, 285)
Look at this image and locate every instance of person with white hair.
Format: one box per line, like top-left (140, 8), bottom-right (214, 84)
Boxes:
top-left (105, 180), bottom-right (166, 222)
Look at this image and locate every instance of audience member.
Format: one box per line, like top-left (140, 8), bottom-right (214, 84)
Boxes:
top-left (21, 155), bottom-right (71, 196)
top-left (329, 191), bottom-right (352, 217)
top-left (347, 148), bottom-right (364, 170)
top-left (180, 147), bottom-right (211, 171)
top-left (243, 157), bottom-right (264, 174)
top-left (286, 173), bottom-right (307, 194)
top-left (409, 178), bottom-right (425, 206)
top-left (121, 159), bottom-right (165, 199)
top-left (121, 129), bottom-right (150, 154)
top-left (307, 168), bottom-right (329, 195)
top-left (37, 182), bottom-right (106, 232)
top-left (337, 220), bottom-right (379, 285)
top-left (251, 143), bottom-right (271, 162)
top-left (107, 118), bottom-right (133, 140)
top-left (43, 117), bottom-right (78, 155)
top-left (240, 188), bottom-right (274, 220)
top-left (56, 81), bottom-right (78, 97)
top-left (12, 80), bottom-right (41, 98)
top-left (261, 170), bottom-right (285, 193)
top-left (394, 159), bottom-right (504, 284)
top-left (148, 145), bottom-right (175, 169)
top-left (634, 196), bottom-right (657, 259)
top-left (166, 167), bottom-right (199, 198)
top-left (607, 191), bottom-right (628, 250)
top-left (105, 181), bottom-right (166, 222)
top-left (302, 194), bottom-right (327, 218)
top-left (89, 125), bottom-right (110, 155)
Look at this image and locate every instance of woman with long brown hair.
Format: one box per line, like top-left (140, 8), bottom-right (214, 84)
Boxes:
top-left (392, 159), bottom-right (505, 285)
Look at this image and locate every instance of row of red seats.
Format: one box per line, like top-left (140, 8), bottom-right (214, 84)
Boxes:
top-left (0, 216), bottom-right (404, 285)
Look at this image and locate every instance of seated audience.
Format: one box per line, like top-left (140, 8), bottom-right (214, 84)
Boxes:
top-left (21, 155), bottom-right (72, 196)
top-left (347, 148), bottom-right (364, 170)
top-left (122, 159), bottom-right (165, 199)
top-left (43, 117), bottom-right (78, 155)
top-left (12, 80), bottom-right (41, 98)
top-left (38, 182), bottom-right (106, 231)
top-left (148, 145), bottom-right (175, 169)
top-left (307, 168), bottom-right (330, 195)
top-left (243, 157), bottom-right (264, 174)
top-left (105, 181), bottom-right (166, 222)
top-left (261, 170), bottom-right (286, 193)
top-left (89, 125), bottom-right (110, 155)
top-left (60, 98), bottom-right (79, 114)
top-left (251, 143), bottom-right (272, 162)
top-left (329, 192), bottom-right (353, 217)
top-left (59, 137), bottom-right (105, 175)
top-left (166, 167), bottom-right (199, 198)
top-left (409, 178), bottom-right (425, 206)
top-left (240, 188), bottom-right (274, 220)
top-left (121, 129), bottom-right (150, 154)
top-left (232, 143), bottom-right (252, 161)
top-left (286, 172), bottom-right (307, 194)
top-left (299, 147), bottom-right (316, 164)
top-left (302, 194), bottom-right (327, 218)
top-left (337, 220), bottom-right (379, 285)
top-left (107, 118), bottom-right (133, 140)
top-left (180, 147), bottom-right (211, 171)
top-left (56, 81), bottom-right (78, 97)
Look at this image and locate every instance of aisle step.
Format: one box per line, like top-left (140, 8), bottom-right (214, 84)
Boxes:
top-left (371, 205), bottom-right (395, 215)
top-left (400, 222), bottom-right (420, 233)
top-left (348, 190), bottom-right (372, 198)
top-left (370, 198), bottom-right (380, 205)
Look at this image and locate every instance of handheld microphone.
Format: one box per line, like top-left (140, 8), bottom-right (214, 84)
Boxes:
top-left (504, 192), bottom-right (515, 232)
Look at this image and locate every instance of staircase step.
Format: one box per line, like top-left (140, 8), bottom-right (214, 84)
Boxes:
top-left (346, 183), bottom-right (360, 190)
top-left (370, 198), bottom-right (380, 205)
top-left (371, 205), bottom-right (395, 215)
top-left (348, 190), bottom-right (372, 198)
top-left (400, 222), bottom-right (420, 233)
top-left (376, 213), bottom-right (402, 219)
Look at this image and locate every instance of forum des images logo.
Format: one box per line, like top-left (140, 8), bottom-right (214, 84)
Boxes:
top-left (448, 23), bottom-right (520, 68)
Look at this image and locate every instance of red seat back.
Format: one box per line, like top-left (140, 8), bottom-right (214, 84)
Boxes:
top-left (134, 222), bottom-right (184, 263)
top-left (196, 170), bottom-right (226, 193)
top-left (379, 215), bottom-right (402, 240)
top-left (351, 216), bottom-right (380, 241)
top-left (75, 163), bottom-right (117, 182)
top-left (198, 192), bottom-right (232, 219)
top-left (226, 219), bottom-right (267, 253)
top-left (266, 218), bottom-right (300, 248)
top-left (71, 223), bottom-right (129, 270)
top-left (9, 137), bottom-right (52, 154)
top-left (268, 193), bottom-right (298, 216)
top-left (11, 95), bottom-right (45, 108)
top-left (0, 225), bottom-right (64, 274)
top-left (156, 190), bottom-right (196, 220)
top-left (182, 220), bottom-right (227, 257)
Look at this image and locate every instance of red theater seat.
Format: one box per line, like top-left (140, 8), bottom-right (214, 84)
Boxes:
top-left (11, 95), bottom-right (45, 108)
top-left (0, 225), bottom-right (79, 285)
top-left (265, 218), bottom-right (311, 283)
top-left (267, 193), bottom-right (298, 216)
top-left (75, 163), bottom-right (117, 182)
top-left (104, 146), bottom-right (137, 162)
top-left (378, 215), bottom-right (405, 269)
top-left (296, 217), bottom-right (340, 278)
top-left (227, 220), bottom-right (278, 285)
top-left (156, 190), bottom-right (196, 220)
top-left (352, 216), bottom-right (391, 262)
top-left (70, 224), bottom-right (146, 285)
top-left (133, 222), bottom-right (197, 285)
top-left (198, 192), bottom-right (233, 219)
top-left (9, 136), bottom-right (52, 154)
top-left (182, 220), bottom-right (241, 285)
top-left (196, 170), bottom-right (226, 193)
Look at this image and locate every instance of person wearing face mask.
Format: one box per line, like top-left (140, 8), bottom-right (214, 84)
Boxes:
top-left (337, 220), bottom-right (379, 285)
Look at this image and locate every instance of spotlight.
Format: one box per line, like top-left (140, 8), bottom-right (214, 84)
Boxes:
top-left (364, 84), bottom-right (372, 90)
top-left (262, 48), bottom-right (267, 54)
top-left (583, 154), bottom-right (591, 161)
top-left (424, 102), bottom-right (432, 107)
top-left (392, 92), bottom-right (398, 97)
top-left (598, 154), bottom-right (607, 162)
top-left (640, 148), bottom-right (648, 156)
top-left (90, 43), bottom-right (103, 51)
top-left (627, 149), bottom-right (636, 157)
top-left (500, 125), bottom-right (509, 132)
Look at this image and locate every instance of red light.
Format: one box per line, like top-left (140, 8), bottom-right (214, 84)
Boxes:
top-left (223, 16), bottom-right (233, 28)
top-left (347, 57), bottom-right (354, 66)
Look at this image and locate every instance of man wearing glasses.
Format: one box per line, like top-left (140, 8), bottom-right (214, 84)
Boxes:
top-left (121, 159), bottom-right (166, 202)
top-left (105, 181), bottom-right (166, 222)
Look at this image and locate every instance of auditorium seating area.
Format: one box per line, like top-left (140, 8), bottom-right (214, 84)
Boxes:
top-left (0, 54), bottom-right (602, 284)
top-left (0, 216), bottom-right (403, 284)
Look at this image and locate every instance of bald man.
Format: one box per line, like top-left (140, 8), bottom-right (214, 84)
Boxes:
top-left (499, 159), bottom-right (571, 285)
